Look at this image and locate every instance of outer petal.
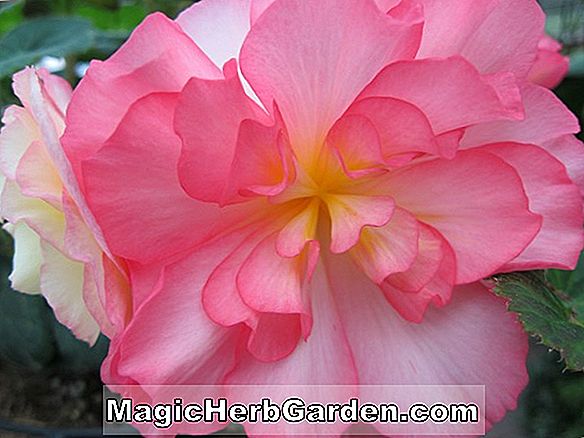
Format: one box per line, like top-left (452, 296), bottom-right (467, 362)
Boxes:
top-left (350, 208), bottom-right (419, 284)
top-left (461, 83), bottom-right (580, 148)
top-left (342, 98), bottom-right (446, 160)
top-left (382, 227), bottom-right (457, 322)
top-left (383, 150), bottom-right (542, 283)
top-left (479, 143), bottom-right (584, 271)
top-left (226, 263), bottom-right (358, 437)
top-left (109, 237), bottom-right (247, 388)
top-left (543, 135), bottom-right (584, 196)
top-left (177, 0), bottom-right (252, 69)
top-left (4, 222), bottom-right (42, 294)
top-left (62, 13), bottom-right (220, 180)
top-left (175, 62), bottom-right (268, 204)
top-left (330, 256), bottom-right (528, 432)
top-left (0, 106), bottom-right (39, 180)
top-left (40, 241), bottom-right (100, 344)
top-left (528, 35), bottom-right (570, 89)
top-left (82, 93), bottom-right (225, 264)
top-left (240, 0), bottom-right (422, 162)
top-left (417, 0), bottom-right (544, 79)
top-left (359, 57), bottom-right (524, 135)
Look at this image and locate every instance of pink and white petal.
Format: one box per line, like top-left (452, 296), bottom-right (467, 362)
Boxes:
top-left (36, 68), bottom-right (72, 116)
top-left (1, 181), bottom-right (66, 252)
top-left (418, 0), bottom-right (544, 79)
top-left (15, 140), bottom-right (62, 207)
top-left (543, 135), bottom-right (584, 196)
top-left (40, 241), bottom-right (100, 345)
top-left (175, 62), bottom-right (267, 204)
top-left (4, 222), bottom-right (42, 294)
top-left (227, 263), bottom-right (358, 437)
top-left (240, 0), bottom-right (422, 162)
top-left (20, 68), bottom-right (112, 262)
top-left (462, 83), bottom-right (580, 148)
top-left (350, 208), bottom-right (419, 284)
top-left (62, 13), bottom-right (221, 179)
top-left (480, 143), bottom-right (584, 271)
top-left (330, 256), bottom-right (528, 432)
top-left (82, 93), bottom-right (226, 264)
top-left (326, 194), bottom-right (395, 254)
top-left (0, 106), bottom-right (39, 179)
top-left (360, 57), bottom-right (524, 135)
top-left (177, 0), bottom-right (252, 69)
top-left (385, 150), bottom-right (542, 283)
top-left (382, 231), bottom-right (457, 322)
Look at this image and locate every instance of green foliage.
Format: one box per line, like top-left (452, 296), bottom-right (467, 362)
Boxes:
top-left (494, 271), bottom-right (584, 371)
top-left (0, 16), bottom-right (94, 78)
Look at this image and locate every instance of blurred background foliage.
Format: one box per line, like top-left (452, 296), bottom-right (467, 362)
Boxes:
top-left (0, 0), bottom-right (583, 436)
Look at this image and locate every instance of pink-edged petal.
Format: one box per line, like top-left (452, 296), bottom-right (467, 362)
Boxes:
top-left (111, 240), bottom-right (247, 387)
top-left (384, 150), bottom-right (542, 283)
top-left (82, 92), bottom-right (227, 264)
top-left (202, 225), bottom-right (274, 328)
top-left (62, 13), bottom-right (221, 180)
top-left (246, 312), bottom-right (303, 363)
top-left (326, 194), bottom-right (395, 254)
top-left (176, 0), bottom-right (252, 69)
top-left (382, 229), bottom-right (457, 322)
top-left (237, 233), bottom-right (309, 315)
top-left (175, 61), bottom-right (267, 204)
top-left (385, 223), bottom-right (445, 292)
top-left (40, 241), bottom-right (100, 344)
top-left (330, 256), bottom-right (528, 432)
top-left (360, 57), bottom-right (523, 135)
top-left (276, 199), bottom-right (319, 258)
top-left (227, 116), bottom-right (293, 200)
top-left (240, 0), bottom-right (422, 162)
top-left (417, 0), bottom-right (544, 79)
top-left (327, 114), bottom-right (385, 177)
top-left (543, 135), bottom-right (584, 196)
top-left (226, 263), bottom-right (358, 437)
top-left (462, 83), bottom-right (580, 148)
top-left (345, 97), bottom-right (451, 160)
top-left (350, 207), bottom-right (419, 284)
top-left (480, 143), bottom-right (584, 271)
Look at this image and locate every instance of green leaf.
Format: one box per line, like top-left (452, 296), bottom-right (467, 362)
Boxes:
top-left (0, 16), bottom-right (94, 78)
top-left (494, 271), bottom-right (584, 371)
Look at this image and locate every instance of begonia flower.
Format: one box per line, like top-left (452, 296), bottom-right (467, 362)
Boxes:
top-left (9, 0), bottom-right (579, 435)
